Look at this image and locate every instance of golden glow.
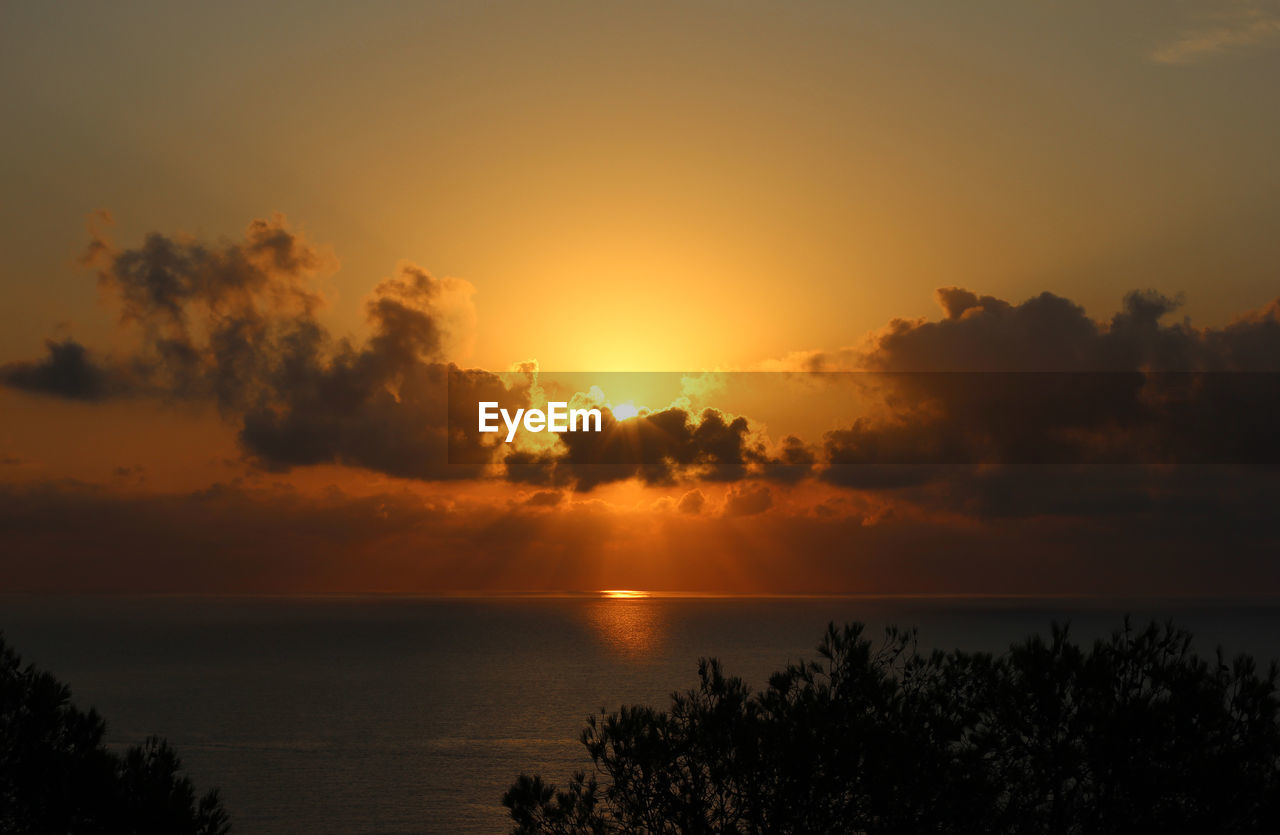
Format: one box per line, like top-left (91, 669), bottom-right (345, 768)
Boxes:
top-left (599, 588), bottom-right (650, 599)
top-left (611, 402), bottom-right (640, 421)
top-left (584, 596), bottom-right (663, 659)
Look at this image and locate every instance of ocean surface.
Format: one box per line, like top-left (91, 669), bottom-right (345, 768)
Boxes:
top-left (2, 595), bottom-right (1279, 833)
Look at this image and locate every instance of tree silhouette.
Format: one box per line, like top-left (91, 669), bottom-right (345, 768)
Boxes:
top-left (505, 620), bottom-right (1280, 834)
top-left (0, 632), bottom-right (229, 834)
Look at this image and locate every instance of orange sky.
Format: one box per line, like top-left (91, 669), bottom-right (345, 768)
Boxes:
top-left (2, 1), bottom-right (1279, 594)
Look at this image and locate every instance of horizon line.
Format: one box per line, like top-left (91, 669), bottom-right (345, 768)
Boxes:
top-left (4, 590), bottom-right (1280, 602)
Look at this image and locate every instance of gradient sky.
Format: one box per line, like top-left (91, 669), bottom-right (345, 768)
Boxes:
top-left (1, 1), bottom-right (1278, 594)
top-left (5, 0), bottom-right (1280, 369)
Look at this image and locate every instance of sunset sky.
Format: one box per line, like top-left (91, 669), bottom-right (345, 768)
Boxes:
top-left (2, 1), bottom-right (1278, 594)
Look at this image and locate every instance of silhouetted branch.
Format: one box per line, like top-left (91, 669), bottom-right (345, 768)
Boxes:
top-left (507, 620), bottom-right (1280, 834)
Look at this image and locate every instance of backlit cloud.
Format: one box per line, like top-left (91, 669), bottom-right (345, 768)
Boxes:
top-left (2, 216), bottom-right (528, 480)
top-left (4, 216), bottom-right (1280, 595)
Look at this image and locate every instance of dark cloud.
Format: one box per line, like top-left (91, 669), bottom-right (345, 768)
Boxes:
top-left (502, 406), bottom-right (813, 491)
top-left (503, 449), bottom-right (559, 486)
top-left (0, 480), bottom-right (518, 593)
top-left (0, 339), bottom-right (133, 400)
top-left (820, 288), bottom-right (1280, 516)
top-left (24, 217), bottom-right (793, 490)
top-left (0, 471), bottom-right (1276, 595)
top-left (862, 287), bottom-right (1280, 373)
top-left (759, 435), bottom-right (816, 484)
top-left (723, 483), bottom-right (772, 516)
top-left (6, 217), bottom-right (1277, 511)
top-left (94, 213), bottom-right (324, 339)
top-left (522, 490), bottom-right (564, 508)
top-left (4, 217), bottom-right (528, 480)
top-left (235, 320), bottom-right (527, 480)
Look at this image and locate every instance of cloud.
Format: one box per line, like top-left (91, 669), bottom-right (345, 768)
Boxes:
top-left (5, 233), bottom-right (1280, 594)
top-left (723, 483), bottom-right (772, 516)
top-left (502, 405), bottom-right (814, 491)
top-left (677, 489), bottom-right (705, 514)
top-left (0, 339), bottom-right (135, 400)
top-left (759, 436), bottom-right (816, 484)
top-left (818, 287), bottom-right (1280, 516)
top-left (0, 479), bottom-right (510, 592)
top-left (864, 287), bottom-right (1220, 372)
top-left (503, 405), bottom-right (734, 490)
top-left (3, 216), bottom-right (528, 480)
top-left (788, 287), bottom-right (1280, 375)
top-left (1151, 2), bottom-right (1280, 64)
top-left (0, 471), bottom-right (1277, 594)
top-left (522, 490), bottom-right (564, 508)
top-left (5, 215), bottom-right (1278, 522)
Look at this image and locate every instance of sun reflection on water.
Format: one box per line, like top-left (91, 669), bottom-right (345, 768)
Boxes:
top-left (585, 590), bottom-right (664, 659)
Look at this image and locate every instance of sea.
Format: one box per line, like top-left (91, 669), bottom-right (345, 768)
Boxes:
top-left (2, 594), bottom-right (1278, 833)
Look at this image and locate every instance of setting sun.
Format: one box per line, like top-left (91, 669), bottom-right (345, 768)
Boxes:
top-left (610, 402), bottom-right (640, 421)
top-left (3, 1), bottom-right (1280, 829)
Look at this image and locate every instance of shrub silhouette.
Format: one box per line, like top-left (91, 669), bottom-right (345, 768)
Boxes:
top-left (505, 619), bottom-right (1280, 834)
top-left (0, 632), bottom-right (229, 834)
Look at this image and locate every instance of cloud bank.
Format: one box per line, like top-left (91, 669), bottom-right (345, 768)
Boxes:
top-left (3, 216), bottom-right (527, 480)
top-left (4, 216), bottom-right (1280, 593)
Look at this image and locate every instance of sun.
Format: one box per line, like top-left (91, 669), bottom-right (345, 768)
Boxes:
top-left (611, 401), bottom-right (640, 421)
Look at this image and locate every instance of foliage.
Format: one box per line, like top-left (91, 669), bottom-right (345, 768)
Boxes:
top-left (0, 633), bottom-right (229, 834)
top-left (505, 620), bottom-right (1280, 834)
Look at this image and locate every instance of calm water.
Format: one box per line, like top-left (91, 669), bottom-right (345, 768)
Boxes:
top-left (2, 595), bottom-right (1279, 833)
